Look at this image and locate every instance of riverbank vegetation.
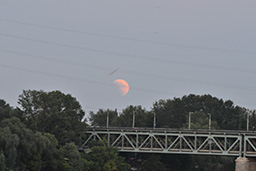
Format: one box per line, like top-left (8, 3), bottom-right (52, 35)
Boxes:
top-left (1, 90), bottom-right (254, 170)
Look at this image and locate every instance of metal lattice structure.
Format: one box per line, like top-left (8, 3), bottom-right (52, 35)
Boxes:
top-left (81, 128), bottom-right (256, 157)
top-left (244, 136), bottom-right (256, 157)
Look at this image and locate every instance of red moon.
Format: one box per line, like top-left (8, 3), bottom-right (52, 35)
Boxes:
top-left (114, 79), bottom-right (129, 96)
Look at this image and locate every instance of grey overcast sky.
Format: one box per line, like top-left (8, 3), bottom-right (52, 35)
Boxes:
top-left (1, 0), bottom-right (256, 115)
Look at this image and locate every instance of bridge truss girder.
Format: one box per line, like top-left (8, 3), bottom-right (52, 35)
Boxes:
top-left (244, 136), bottom-right (256, 157)
top-left (81, 130), bottom-right (251, 157)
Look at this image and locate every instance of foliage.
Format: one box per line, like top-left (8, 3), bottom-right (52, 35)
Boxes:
top-left (82, 146), bottom-right (130, 171)
top-left (0, 92), bottom-right (253, 171)
top-left (0, 99), bottom-right (13, 121)
top-left (117, 105), bottom-right (153, 127)
top-left (0, 151), bottom-right (5, 171)
top-left (90, 105), bottom-right (153, 128)
top-left (18, 90), bottom-right (87, 145)
top-left (0, 117), bottom-right (64, 170)
top-left (0, 95), bottom-right (131, 171)
top-left (182, 111), bottom-right (219, 130)
top-left (61, 142), bottom-right (84, 171)
top-left (141, 155), bottom-right (167, 171)
top-left (90, 109), bottom-right (118, 127)
top-left (90, 94), bottom-right (249, 171)
top-left (35, 132), bottom-right (64, 171)
top-left (186, 155), bottom-right (235, 171)
top-left (153, 94), bottom-right (247, 130)
top-left (90, 95), bottom-right (247, 131)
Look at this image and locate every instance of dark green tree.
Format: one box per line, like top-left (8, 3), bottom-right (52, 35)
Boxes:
top-left (249, 110), bottom-right (256, 130)
top-left (90, 105), bottom-right (153, 128)
top-left (183, 111), bottom-right (219, 130)
top-left (35, 132), bottom-right (64, 171)
top-left (117, 105), bottom-right (153, 127)
top-left (153, 94), bottom-right (246, 130)
top-left (0, 99), bottom-right (13, 121)
top-left (82, 146), bottom-right (130, 171)
top-left (18, 90), bottom-right (87, 145)
top-left (90, 109), bottom-right (118, 127)
top-left (141, 155), bottom-right (167, 171)
top-left (0, 117), bottom-right (65, 171)
top-left (0, 151), bottom-right (5, 171)
top-left (61, 142), bottom-right (85, 171)
top-left (0, 96), bottom-right (133, 171)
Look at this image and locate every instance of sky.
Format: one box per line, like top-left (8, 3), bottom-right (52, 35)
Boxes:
top-left (1, 0), bottom-right (256, 116)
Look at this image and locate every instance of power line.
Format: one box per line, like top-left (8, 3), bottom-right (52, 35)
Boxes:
top-left (0, 64), bottom-right (175, 95)
top-left (1, 47), bottom-right (256, 75)
top-left (1, 48), bottom-right (256, 92)
top-left (0, 62), bottom-right (254, 110)
top-left (1, 18), bottom-right (256, 55)
top-left (0, 48), bottom-right (114, 73)
top-left (0, 33), bottom-right (256, 75)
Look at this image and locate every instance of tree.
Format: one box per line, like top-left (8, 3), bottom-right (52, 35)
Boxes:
top-left (0, 151), bottom-right (5, 171)
top-left (183, 111), bottom-right (219, 130)
top-left (250, 110), bottom-right (256, 130)
top-left (141, 155), bottom-right (167, 171)
top-left (90, 106), bottom-right (153, 128)
top-left (35, 132), bottom-right (64, 171)
top-left (18, 90), bottom-right (87, 145)
top-left (82, 146), bottom-right (130, 171)
top-left (90, 109), bottom-right (119, 127)
top-left (0, 117), bottom-right (40, 170)
top-left (117, 105), bottom-right (153, 127)
top-left (153, 94), bottom-right (246, 130)
top-left (0, 116), bottom-right (66, 171)
top-left (61, 142), bottom-right (84, 171)
top-left (0, 99), bottom-right (13, 121)
top-left (0, 96), bottom-right (133, 171)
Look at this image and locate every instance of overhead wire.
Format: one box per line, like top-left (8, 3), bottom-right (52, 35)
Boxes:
top-left (0, 33), bottom-right (256, 75)
top-left (1, 18), bottom-right (256, 56)
top-left (1, 47), bottom-right (256, 76)
top-left (1, 48), bottom-right (256, 92)
top-left (0, 63), bottom-right (176, 95)
top-left (1, 21), bottom-right (256, 94)
top-left (0, 48), bottom-right (114, 73)
top-left (1, 19), bottom-right (256, 109)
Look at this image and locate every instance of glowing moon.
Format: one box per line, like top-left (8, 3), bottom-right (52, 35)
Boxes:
top-left (114, 79), bottom-right (129, 96)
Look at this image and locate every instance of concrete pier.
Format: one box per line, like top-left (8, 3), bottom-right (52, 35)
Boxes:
top-left (235, 157), bottom-right (248, 171)
top-left (235, 157), bottom-right (256, 171)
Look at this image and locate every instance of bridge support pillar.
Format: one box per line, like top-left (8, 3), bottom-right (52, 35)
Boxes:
top-left (235, 157), bottom-right (256, 171)
top-left (235, 157), bottom-right (248, 171)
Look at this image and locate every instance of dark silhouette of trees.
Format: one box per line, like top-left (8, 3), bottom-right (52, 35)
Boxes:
top-left (0, 90), bottom-right (130, 171)
top-left (0, 92), bottom-right (252, 170)
top-left (18, 90), bottom-right (87, 145)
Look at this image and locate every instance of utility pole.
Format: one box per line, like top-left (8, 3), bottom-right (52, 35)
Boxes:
top-left (153, 112), bottom-right (156, 129)
top-left (106, 111), bottom-right (109, 128)
top-left (239, 113), bottom-right (241, 130)
top-left (132, 111), bottom-right (136, 128)
top-left (189, 112), bottom-right (193, 130)
top-left (208, 113), bottom-right (211, 130)
top-left (247, 110), bottom-right (250, 131)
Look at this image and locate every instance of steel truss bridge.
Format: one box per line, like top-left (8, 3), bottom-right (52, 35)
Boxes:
top-left (81, 127), bottom-right (256, 157)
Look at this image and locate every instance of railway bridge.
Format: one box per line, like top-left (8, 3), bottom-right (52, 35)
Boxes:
top-left (81, 127), bottom-right (256, 170)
